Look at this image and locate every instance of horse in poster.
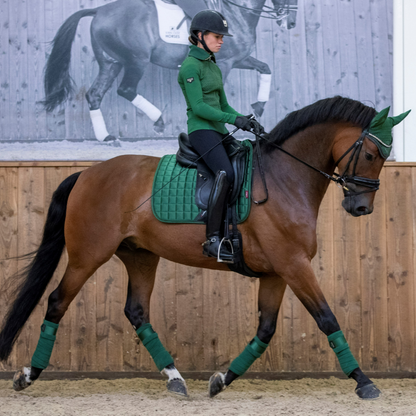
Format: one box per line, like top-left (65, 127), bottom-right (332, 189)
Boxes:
top-left (42, 0), bottom-right (298, 141)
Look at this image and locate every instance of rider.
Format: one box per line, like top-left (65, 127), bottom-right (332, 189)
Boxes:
top-left (178, 10), bottom-right (264, 262)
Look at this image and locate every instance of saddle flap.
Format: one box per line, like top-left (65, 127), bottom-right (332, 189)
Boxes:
top-left (176, 133), bottom-right (199, 168)
top-left (193, 138), bottom-right (249, 211)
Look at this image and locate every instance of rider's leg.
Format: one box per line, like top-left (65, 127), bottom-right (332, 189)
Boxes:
top-left (189, 130), bottom-right (234, 261)
top-left (203, 170), bottom-right (233, 261)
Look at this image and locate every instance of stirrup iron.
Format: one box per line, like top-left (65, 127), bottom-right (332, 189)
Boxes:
top-left (217, 237), bottom-right (234, 263)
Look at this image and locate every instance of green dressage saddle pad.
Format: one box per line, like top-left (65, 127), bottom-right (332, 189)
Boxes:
top-left (152, 140), bottom-right (254, 224)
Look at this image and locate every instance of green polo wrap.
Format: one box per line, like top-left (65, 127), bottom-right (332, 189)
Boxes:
top-left (328, 330), bottom-right (359, 376)
top-left (136, 323), bottom-right (174, 372)
top-left (229, 336), bottom-right (269, 376)
top-left (31, 320), bottom-right (59, 369)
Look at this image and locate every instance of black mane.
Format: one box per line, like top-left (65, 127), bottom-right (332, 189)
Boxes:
top-left (263, 96), bottom-right (377, 152)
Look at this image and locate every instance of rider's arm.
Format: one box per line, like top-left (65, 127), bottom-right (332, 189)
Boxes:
top-left (219, 87), bottom-right (244, 117)
top-left (179, 68), bottom-right (238, 124)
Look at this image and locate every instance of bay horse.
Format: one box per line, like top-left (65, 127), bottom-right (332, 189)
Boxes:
top-left (42, 0), bottom-right (297, 141)
top-left (0, 97), bottom-right (385, 399)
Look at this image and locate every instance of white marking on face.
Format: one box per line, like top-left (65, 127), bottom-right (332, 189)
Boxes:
top-left (161, 367), bottom-right (185, 381)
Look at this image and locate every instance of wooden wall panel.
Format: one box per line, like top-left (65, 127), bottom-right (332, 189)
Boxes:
top-left (0, 167), bottom-right (18, 371)
top-left (385, 167), bottom-right (415, 371)
top-left (1, 162), bottom-right (416, 374)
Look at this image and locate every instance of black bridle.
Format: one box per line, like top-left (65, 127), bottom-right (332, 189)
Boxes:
top-left (333, 130), bottom-right (380, 196)
top-left (223, 0), bottom-right (298, 20)
top-left (252, 129), bottom-right (380, 204)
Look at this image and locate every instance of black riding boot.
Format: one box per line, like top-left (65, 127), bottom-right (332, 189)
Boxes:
top-left (202, 170), bottom-right (234, 263)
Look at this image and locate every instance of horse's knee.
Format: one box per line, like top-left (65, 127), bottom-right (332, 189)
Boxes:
top-left (117, 86), bottom-right (136, 102)
top-left (45, 289), bottom-right (68, 322)
top-left (259, 63), bottom-right (271, 75)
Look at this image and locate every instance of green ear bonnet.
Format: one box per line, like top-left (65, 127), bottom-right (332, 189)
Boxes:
top-left (366, 106), bottom-right (411, 159)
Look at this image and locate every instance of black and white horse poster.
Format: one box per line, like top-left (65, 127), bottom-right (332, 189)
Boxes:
top-left (0, 0), bottom-right (393, 160)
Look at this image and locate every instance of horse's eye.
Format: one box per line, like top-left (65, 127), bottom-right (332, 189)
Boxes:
top-left (364, 152), bottom-right (374, 161)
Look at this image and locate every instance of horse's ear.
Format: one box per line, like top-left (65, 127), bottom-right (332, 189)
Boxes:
top-left (391, 109), bottom-right (411, 126)
top-left (370, 106), bottom-right (390, 128)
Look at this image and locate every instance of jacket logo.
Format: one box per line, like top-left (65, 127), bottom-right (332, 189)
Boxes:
top-left (187, 77), bottom-right (194, 83)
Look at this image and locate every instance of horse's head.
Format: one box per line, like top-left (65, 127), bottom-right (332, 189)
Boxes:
top-left (334, 107), bottom-right (411, 217)
top-left (272, 0), bottom-right (298, 29)
top-left (333, 129), bottom-right (384, 217)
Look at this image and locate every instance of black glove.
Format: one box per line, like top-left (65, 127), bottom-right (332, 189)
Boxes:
top-left (235, 115), bottom-right (265, 135)
top-left (250, 119), bottom-right (265, 135)
top-left (234, 115), bottom-right (253, 131)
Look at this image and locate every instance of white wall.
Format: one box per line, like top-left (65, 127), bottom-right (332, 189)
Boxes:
top-left (393, 0), bottom-right (416, 161)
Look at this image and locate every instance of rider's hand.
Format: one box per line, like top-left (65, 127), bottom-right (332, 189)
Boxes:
top-left (235, 115), bottom-right (265, 135)
top-left (234, 115), bottom-right (253, 131)
top-left (250, 119), bottom-right (265, 135)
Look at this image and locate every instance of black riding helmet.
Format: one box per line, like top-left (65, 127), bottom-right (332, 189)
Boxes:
top-left (190, 10), bottom-right (232, 53)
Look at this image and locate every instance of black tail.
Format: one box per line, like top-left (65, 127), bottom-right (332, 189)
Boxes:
top-left (42, 9), bottom-right (97, 112)
top-left (0, 172), bottom-right (81, 361)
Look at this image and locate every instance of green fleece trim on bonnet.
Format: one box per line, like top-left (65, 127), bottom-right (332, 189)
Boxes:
top-left (367, 106), bottom-right (411, 159)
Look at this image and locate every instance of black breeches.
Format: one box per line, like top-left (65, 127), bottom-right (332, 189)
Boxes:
top-left (189, 130), bottom-right (234, 183)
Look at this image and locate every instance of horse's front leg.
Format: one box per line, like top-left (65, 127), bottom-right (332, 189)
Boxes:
top-left (286, 260), bottom-right (381, 400)
top-left (233, 56), bottom-right (272, 118)
top-left (209, 275), bottom-right (287, 397)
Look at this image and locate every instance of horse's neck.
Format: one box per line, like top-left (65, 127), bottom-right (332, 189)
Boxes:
top-left (264, 124), bottom-right (337, 212)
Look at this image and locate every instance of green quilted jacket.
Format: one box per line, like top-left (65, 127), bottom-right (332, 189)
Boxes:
top-left (178, 45), bottom-right (243, 134)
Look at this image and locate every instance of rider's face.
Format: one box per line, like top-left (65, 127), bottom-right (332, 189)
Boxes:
top-left (198, 32), bottom-right (224, 53)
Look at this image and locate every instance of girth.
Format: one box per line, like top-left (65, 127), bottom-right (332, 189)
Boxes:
top-left (176, 133), bottom-right (249, 216)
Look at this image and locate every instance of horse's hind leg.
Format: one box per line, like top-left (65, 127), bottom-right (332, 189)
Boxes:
top-left (116, 65), bottom-right (165, 134)
top-left (13, 255), bottom-right (111, 391)
top-left (209, 275), bottom-right (287, 397)
top-left (86, 59), bottom-right (123, 142)
top-left (86, 36), bottom-right (123, 142)
top-left (118, 248), bottom-right (188, 397)
top-left (233, 56), bottom-right (272, 118)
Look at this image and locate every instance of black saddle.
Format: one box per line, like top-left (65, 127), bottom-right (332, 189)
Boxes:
top-left (176, 132), bottom-right (248, 219)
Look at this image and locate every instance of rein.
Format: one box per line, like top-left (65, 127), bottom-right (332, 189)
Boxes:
top-left (223, 0), bottom-right (298, 20)
top-left (252, 129), bottom-right (380, 205)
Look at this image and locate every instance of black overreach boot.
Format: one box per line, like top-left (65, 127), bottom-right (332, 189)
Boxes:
top-left (202, 170), bottom-right (234, 263)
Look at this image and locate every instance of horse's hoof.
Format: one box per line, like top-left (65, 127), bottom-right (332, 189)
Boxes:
top-left (355, 383), bottom-right (381, 400)
top-left (208, 372), bottom-right (226, 398)
top-left (251, 101), bottom-right (266, 118)
top-left (109, 140), bottom-right (121, 148)
top-left (13, 370), bottom-right (31, 392)
top-left (167, 378), bottom-right (188, 397)
top-left (103, 135), bottom-right (117, 142)
top-left (153, 116), bottom-right (165, 134)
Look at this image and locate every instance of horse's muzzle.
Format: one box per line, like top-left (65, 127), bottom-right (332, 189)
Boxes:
top-left (342, 194), bottom-right (374, 217)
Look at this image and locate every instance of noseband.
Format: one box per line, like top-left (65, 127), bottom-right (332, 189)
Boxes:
top-left (333, 130), bottom-right (380, 196)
